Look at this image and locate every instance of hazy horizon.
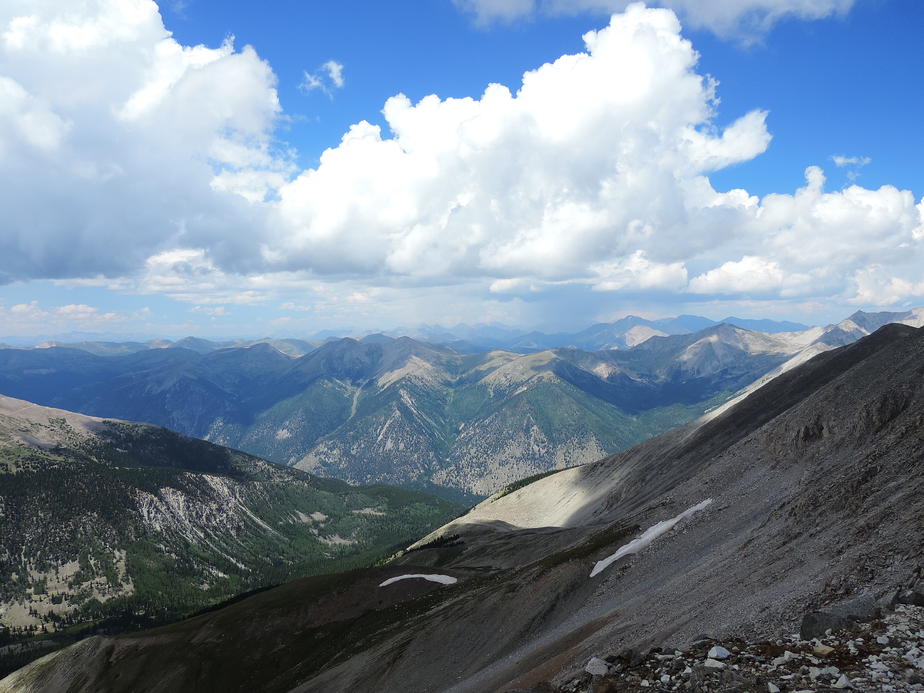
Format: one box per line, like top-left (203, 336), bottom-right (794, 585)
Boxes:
top-left (4, 305), bottom-right (917, 346)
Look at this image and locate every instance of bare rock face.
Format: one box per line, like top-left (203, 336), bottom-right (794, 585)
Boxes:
top-left (3, 324), bottom-right (924, 693)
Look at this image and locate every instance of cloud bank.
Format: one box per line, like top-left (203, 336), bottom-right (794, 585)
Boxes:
top-left (1, 0), bottom-right (922, 326)
top-left (0, 0), bottom-right (285, 282)
top-left (454, 0), bottom-right (856, 37)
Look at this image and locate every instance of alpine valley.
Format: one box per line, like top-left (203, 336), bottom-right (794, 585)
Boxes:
top-left (0, 395), bottom-right (459, 677)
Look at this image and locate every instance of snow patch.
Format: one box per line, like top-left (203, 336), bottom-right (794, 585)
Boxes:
top-left (379, 574), bottom-right (458, 587)
top-left (590, 499), bottom-right (713, 578)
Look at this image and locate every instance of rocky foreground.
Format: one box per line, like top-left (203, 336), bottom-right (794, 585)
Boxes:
top-left (547, 579), bottom-right (924, 693)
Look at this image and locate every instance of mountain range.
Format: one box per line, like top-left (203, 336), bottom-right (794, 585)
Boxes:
top-left (413, 313), bottom-right (810, 353)
top-left (5, 320), bottom-right (921, 691)
top-left (0, 309), bottom-right (921, 501)
top-left (0, 326), bottom-right (787, 502)
top-left (2, 312), bottom-right (809, 355)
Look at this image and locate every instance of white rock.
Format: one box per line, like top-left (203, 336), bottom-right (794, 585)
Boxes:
top-left (704, 658), bottom-right (726, 669)
top-left (584, 657), bottom-right (609, 676)
top-left (877, 635), bottom-right (890, 645)
top-left (768, 684), bottom-right (781, 693)
top-left (832, 673), bottom-right (852, 689)
top-left (708, 645), bottom-right (731, 660)
top-left (772, 650), bottom-right (799, 666)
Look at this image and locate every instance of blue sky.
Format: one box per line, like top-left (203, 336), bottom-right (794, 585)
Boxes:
top-left (162, 0), bottom-right (924, 197)
top-left (0, 0), bottom-right (922, 340)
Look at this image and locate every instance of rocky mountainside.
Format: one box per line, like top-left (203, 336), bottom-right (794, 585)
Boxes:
top-left (0, 325), bottom-right (800, 500)
top-left (0, 395), bottom-right (459, 677)
top-left (7, 323), bottom-right (922, 692)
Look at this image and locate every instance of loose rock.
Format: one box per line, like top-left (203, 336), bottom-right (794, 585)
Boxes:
top-left (547, 603), bottom-right (924, 693)
top-left (584, 657), bottom-right (609, 676)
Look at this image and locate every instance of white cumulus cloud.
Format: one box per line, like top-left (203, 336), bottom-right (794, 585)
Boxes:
top-left (272, 6), bottom-right (772, 283)
top-left (0, 301), bottom-right (125, 335)
top-left (0, 0), bottom-right (285, 283)
top-left (832, 154), bottom-right (871, 168)
top-left (1, 0), bottom-right (922, 324)
top-left (300, 59), bottom-right (345, 95)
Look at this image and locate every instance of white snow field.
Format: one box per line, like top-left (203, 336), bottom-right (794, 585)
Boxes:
top-left (379, 574), bottom-right (458, 587)
top-left (589, 499), bottom-right (713, 577)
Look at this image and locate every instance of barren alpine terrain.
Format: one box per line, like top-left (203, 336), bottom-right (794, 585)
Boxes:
top-left (4, 323), bottom-right (922, 692)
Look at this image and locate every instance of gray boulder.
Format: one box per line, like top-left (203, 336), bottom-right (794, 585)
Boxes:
top-left (827, 594), bottom-right (881, 621)
top-left (896, 567), bottom-right (924, 606)
top-left (897, 588), bottom-right (924, 606)
top-left (584, 657), bottom-right (609, 676)
top-left (800, 611), bottom-right (855, 640)
top-left (801, 593), bottom-right (883, 639)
